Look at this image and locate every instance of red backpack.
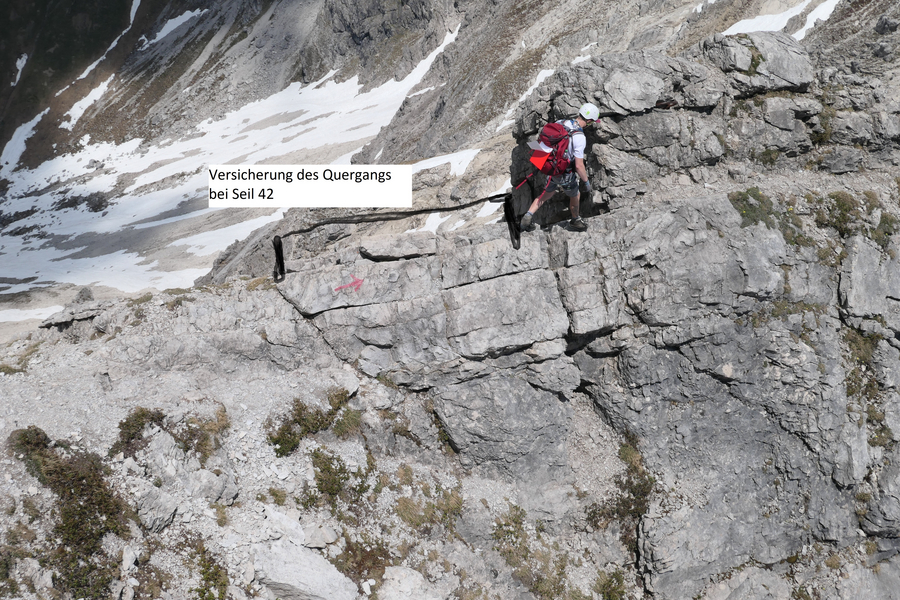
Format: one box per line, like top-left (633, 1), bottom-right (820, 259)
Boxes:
top-left (531, 121), bottom-right (580, 176)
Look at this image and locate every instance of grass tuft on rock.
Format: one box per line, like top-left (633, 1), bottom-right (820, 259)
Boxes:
top-left (192, 540), bottom-right (229, 600)
top-left (332, 534), bottom-right (392, 593)
top-left (586, 431), bottom-right (655, 557)
top-left (728, 188), bottom-right (815, 247)
top-left (593, 568), bottom-right (626, 600)
top-left (109, 407), bottom-right (166, 458)
top-left (8, 426), bottom-right (130, 599)
top-left (266, 387), bottom-right (354, 457)
top-left (0, 547), bottom-right (18, 596)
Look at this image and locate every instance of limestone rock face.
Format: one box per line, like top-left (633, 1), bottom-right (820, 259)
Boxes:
top-left (840, 236), bottom-right (900, 331)
top-left (270, 183), bottom-right (900, 599)
top-left (278, 225), bottom-right (572, 391)
top-left (432, 375), bottom-right (570, 483)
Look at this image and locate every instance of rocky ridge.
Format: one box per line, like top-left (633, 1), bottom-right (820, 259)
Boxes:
top-left (3, 4), bottom-right (900, 600)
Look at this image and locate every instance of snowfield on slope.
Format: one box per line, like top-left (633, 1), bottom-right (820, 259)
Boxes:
top-left (722, 0), bottom-right (841, 40)
top-left (0, 26), bottom-right (462, 322)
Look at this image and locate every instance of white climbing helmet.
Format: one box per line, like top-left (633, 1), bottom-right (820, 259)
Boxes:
top-left (579, 102), bottom-right (600, 121)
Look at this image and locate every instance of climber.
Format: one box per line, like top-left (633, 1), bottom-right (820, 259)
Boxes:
top-left (520, 102), bottom-right (599, 232)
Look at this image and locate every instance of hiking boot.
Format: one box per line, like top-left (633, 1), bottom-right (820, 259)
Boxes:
top-left (569, 217), bottom-right (587, 232)
top-left (520, 212), bottom-right (534, 231)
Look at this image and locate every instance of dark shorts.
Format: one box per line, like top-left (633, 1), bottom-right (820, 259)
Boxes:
top-left (545, 172), bottom-right (579, 197)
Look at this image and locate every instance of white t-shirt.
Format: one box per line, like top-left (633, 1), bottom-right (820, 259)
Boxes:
top-left (538, 119), bottom-right (585, 159)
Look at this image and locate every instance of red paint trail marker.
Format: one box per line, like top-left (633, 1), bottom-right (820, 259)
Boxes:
top-left (334, 275), bottom-right (364, 292)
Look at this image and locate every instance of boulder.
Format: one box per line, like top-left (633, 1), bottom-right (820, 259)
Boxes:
top-left (253, 538), bottom-right (357, 600)
top-left (730, 32), bottom-right (814, 95)
top-left (136, 486), bottom-right (179, 533)
top-left (875, 15), bottom-right (899, 35)
top-left (830, 111), bottom-right (875, 145)
top-left (302, 524), bottom-right (339, 549)
top-left (819, 147), bottom-right (863, 174)
top-left (185, 469), bottom-right (227, 501)
top-left (599, 65), bottom-right (667, 115)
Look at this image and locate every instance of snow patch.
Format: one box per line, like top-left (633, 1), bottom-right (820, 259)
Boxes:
top-left (407, 212), bottom-right (452, 234)
top-left (141, 9), bottom-right (208, 49)
top-left (1, 25), bottom-right (463, 303)
top-left (0, 109), bottom-right (48, 177)
top-left (792, 0), bottom-right (841, 40)
top-left (412, 149), bottom-right (480, 177)
top-left (0, 306), bottom-right (65, 323)
top-left (722, 0), bottom-right (811, 35)
top-left (476, 201), bottom-right (502, 219)
top-left (11, 54), bottom-right (27, 87)
top-left (172, 209), bottom-right (287, 256)
top-left (408, 86), bottom-right (435, 98)
top-left (77, 0), bottom-right (142, 80)
top-left (60, 75), bottom-right (115, 131)
top-left (497, 69), bottom-right (554, 131)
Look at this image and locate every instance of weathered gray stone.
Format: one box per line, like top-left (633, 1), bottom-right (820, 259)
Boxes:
top-left (41, 301), bottom-right (110, 328)
top-left (599, 65), bottom-right (667, 115)
top-left (831, 423), bottom-right (871, 488)
top-left (699, 34), bottom-right (753, 73)
top-left (19, 558), bottom-right (55, 591)
top-left (265, 507), bottom-right (306, 541)
top-left (874, 110), bottom-right (900, 141)
top-left (279, 256), bottom-right (442, 316)
top-left (432, 375), bottom-right (570, 483)
top-left (875, 15), bottom-right (899, 34)
top-left (700, 566), bottom-right (791, 600)
top-left (819, 147), bottom-right (864, 174)
top-left (821, 557), bottom-right (900, 599)
top-left (136, 486), bottom-right (179, 533)
top-left (862, 463), bottom-right (900, 537)
top-left (439, 230), bottom-right (548, 288)
top-left (831, 111), bottom-right (875, 145)
top-left (302, 524), bottom-right (338, 549)
top-left (186, 469), bottom-right (227, 501)
top-left (443, 270), bottom-right (569, 358)
top-left (840, 236), bottom-right (900, 331)
top-left (764, 96), bottom-right (823, 121)
top-left (524, 356), bottom-right (581, 394)
top-left (696, 32), bottom-right (814, 96)
top-left (594, 144), bottom-right (659, 189)
top-left (314, 295), bottom-right (453, 376)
